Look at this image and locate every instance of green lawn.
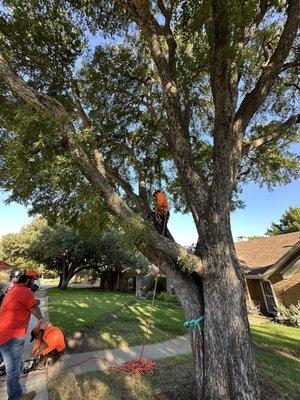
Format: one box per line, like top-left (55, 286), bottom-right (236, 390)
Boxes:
top-left (251, 322), bottom-right (300, 356)
top-left (255, 347), bottom-right (300, 399)
top-left (47, 289), bottom-right (186, 351)
top-left (47, 288), bottom-right (135, 332)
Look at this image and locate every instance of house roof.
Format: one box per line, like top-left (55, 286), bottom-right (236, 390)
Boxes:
top-left (235, 231), bottom-right (300, 273)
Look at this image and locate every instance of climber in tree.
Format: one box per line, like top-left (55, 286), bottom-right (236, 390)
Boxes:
top-left (149, 190), bottom-right (170, 235)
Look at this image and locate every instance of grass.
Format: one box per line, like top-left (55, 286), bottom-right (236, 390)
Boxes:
top-left (251, 321), bottom-right (300, 357)
top-left (47, 288), bottom-right (134, 332)
top-left (255, 347), bottom-right (300, 399)
top-left (47, 289), bottom-right (185, 351)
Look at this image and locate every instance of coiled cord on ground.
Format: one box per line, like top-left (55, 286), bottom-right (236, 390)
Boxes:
top-left (111, 358), bottom-right (157, 376)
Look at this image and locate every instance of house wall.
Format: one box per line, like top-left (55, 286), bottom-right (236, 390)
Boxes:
top-left (246, 279), bottom-right (267, 314)
top-left (270, 268), bottom-right (300, 307)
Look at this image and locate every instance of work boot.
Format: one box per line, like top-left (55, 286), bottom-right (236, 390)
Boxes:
top-left (20, 391), bottom-right (36, 400)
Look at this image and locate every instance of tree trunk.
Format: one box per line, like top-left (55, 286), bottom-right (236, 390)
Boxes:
top-left (195, 215), bottom-right (260, 400)
top-left (58, 267), bottom-right (74, 290)
top-left (203, 267), bottom-right (259, 399)
top-left (135, 274), bottom-right (152, 298)
top-left (58, 273), bottom-right (68, 290)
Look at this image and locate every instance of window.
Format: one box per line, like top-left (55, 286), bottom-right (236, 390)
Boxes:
top-left (260, 280), bottom-right (278, 314)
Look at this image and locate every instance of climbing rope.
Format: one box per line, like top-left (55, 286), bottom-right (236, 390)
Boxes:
top-left (184, 316), bottom-right (205, 332)
top-left (112, 212), bottom-right (168, 376)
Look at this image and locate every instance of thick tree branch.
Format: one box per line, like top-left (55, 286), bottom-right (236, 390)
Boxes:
top-left (208, 1), bottom-right (241, 204)
top-left (0, 53), bottom-right (65, 116)
top-left (242, 114), bottom-right (300, 156)
top-left (210, 0), bottom-right (238, 126)
top-left (157, 0), bottom-right (177, 77)
top-left (234, 0), bottom-right (300, 133)
top-left (0, 51), bottom-right (132, 219)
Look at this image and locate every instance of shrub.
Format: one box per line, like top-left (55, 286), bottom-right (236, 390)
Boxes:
top-left (275, 302), bottom-right (300, 327)
top-left (157, 292), bottom-right (181, 305)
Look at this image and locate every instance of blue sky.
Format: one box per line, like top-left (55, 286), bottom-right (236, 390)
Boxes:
top-left (1, 178), bottom-right (299, 245)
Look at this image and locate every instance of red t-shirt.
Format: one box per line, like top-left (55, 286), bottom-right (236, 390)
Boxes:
top-left (0, 284), bottom-right (37, 345)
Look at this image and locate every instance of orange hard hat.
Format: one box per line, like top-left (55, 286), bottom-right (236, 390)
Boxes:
top-left (25, 269), bottom-right (39, 279)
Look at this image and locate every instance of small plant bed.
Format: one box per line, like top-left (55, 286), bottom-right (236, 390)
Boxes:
top-left (48, 352), bottom-right (299, 400)
top-left (47, 289), bottom-right (186, 353)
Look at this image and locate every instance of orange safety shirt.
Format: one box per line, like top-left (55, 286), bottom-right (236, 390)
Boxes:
top-left (155, 191), bottom-right (169, 211)
top-left (32, 326), bottom-right (65, 356)
top-left (0, 284), bottom-right (37, 345)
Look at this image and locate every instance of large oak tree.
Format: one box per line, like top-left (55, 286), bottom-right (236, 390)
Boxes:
top-left (0, 1), bottom-right (299, 398)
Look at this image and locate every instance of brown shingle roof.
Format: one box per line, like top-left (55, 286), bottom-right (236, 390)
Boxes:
top-left (235, 231), bottom-right (300, 271)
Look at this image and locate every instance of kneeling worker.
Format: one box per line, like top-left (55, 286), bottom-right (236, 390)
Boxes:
top-left (30, 324), bottom-right (65, 366)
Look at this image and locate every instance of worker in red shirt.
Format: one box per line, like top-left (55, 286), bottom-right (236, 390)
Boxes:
top-left (149, 190), bottom-right (170, 235)
top-left (0, 272), bottom-right (44, 400)
top-left (30, 324), bottom-right (65, 367)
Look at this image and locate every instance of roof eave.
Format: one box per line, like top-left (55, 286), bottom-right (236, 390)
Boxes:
top-left (261, 241), bottom-right (300, 279)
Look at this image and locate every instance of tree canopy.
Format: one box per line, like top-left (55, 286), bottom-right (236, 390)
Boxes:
top-left (266, 206), bottom-right (300, 235)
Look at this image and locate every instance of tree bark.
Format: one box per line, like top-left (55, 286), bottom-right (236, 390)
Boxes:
top-left (195, 212), bottom-right (260, 400)
top-left (58, 266), bottom-right (74, 290)
top-left (58, 270), bottom-right (68, 290)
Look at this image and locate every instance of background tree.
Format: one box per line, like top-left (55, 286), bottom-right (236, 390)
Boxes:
top-left (0, 1), bottom-right (299, 398)
top-left (28, 225), bottom-right (149, 290)
top-left (0, 218), bottom-right (46, 272)
top-left (266, 206), bottom-right (300, 235)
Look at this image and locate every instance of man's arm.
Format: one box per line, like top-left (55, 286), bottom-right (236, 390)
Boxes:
top-left (30, 304), bottom-right (43, 320)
